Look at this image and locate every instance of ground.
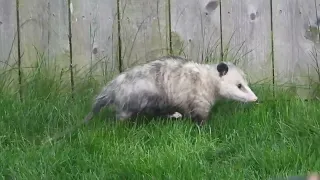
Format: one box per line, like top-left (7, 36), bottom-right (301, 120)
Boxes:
top-left (0, 71), bottom-right (320, 180)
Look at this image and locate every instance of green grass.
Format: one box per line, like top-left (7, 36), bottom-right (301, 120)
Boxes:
top-left (1, 68), bottom-right (320, 180)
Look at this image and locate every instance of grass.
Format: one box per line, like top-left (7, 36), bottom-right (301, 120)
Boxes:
top-left (1, 67), bottom-right (320, 180)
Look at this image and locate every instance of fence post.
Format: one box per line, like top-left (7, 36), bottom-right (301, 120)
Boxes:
top-left (67, 0), bottom-right (74, 98)
top-left (116, 0), bottom-right (123, 73)
top-left (15, 0), bottom-right (23, 102)
top-left (269, 0), bottom-right (275, 99)
top-left (168, 0), bottom-right (173, 55)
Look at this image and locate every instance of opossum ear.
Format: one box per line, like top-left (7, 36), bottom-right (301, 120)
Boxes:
top-left (217, 62), bottom-right (228, 77)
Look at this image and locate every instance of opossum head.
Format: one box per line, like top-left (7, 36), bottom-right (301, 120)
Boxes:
top-left (215, 62), bottom-right (258, 102)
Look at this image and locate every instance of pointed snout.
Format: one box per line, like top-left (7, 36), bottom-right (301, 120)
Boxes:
top-left (245, 88), bottom-right (258, 102)
top-left (251, 95), bottom-right (258, 102)
top-left (248, 94), bottom-right (258, 102)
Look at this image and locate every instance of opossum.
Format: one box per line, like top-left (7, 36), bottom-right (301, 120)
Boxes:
top-left (83, 55), bottom-right (258, 125)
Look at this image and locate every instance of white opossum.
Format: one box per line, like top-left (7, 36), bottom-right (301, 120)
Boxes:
top-left (83, 55), bottom-right (258, 125)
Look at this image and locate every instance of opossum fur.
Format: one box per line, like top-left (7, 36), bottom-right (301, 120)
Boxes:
top-left (83, 55), bottom-right (258, 125)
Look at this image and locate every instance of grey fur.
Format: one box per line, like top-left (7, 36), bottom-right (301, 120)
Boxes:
top-left (84, 55), bottom-right (258, 125)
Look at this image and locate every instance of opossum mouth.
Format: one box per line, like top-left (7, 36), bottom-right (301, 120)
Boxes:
top-left (238, 97), bottom-right (257, 103)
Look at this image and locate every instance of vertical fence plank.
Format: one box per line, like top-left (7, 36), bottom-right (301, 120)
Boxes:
top-left (19, 0), bottom-right (49, 71)
top-left (71, 0), bottom-right (118, 80)
top-left (272, 0), bottom-right (320, 99)
top-left (19, 0), bottom-right (70, 74)
top-left (48, 0), bottom-right (70, 70)
top-left (119, 0), bottom-right (169, 69)
top-left (221, 0), bottom-right (273, 84)
top-left (0, 0), bottom-right (17, 71)
top-left (0, 0), bottom-right (20, 95)
top-left (170, 0), bottom-right (221, 62)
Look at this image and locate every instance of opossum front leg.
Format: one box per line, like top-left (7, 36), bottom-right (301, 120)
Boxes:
top-left (190, 104), bottom-right (210, 126)
top-left (167, 112), bottom-right (183, 119)
top-left (191, 112), bottom-right (209, 126)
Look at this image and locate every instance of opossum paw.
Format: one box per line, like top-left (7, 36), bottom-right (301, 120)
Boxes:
top-left (167, 112), bottom-right (183, 119)
top-left (116, 111), bottom-right (133, 121)
top-left (196, 120), bottom-right (206, 126)
top-left (191, 114), bottom-right (208, 126)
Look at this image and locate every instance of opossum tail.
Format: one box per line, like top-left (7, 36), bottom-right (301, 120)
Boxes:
top-left (42, 84), bottom-right (115, 145)
top-left (83, 85), bottom-right (115, 123)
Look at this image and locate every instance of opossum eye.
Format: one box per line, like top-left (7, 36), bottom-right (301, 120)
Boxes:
top-left (237, 84), bottom-right (242, 89)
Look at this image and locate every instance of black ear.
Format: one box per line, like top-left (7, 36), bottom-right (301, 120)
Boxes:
top-left (217, 62), bottom-right (228, 77)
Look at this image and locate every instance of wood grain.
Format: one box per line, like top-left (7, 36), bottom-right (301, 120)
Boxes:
top-left (18, 0), bottom-right (70, 73)
top-left (221, 0), bottom-right (273, 84)
top-left (0, 0), bottom-right (18, 70)
top-left (119, 0), bottom-right (169, 69)
top-left (170, 0), bottom-right (221, 63)
top-left (272, 0), bottom-right (320, 98)
top-left (70, 0), bottom-right (118, 78)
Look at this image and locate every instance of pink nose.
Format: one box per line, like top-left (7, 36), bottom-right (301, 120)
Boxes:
top-left (250, 95), bottom-right (258, 102)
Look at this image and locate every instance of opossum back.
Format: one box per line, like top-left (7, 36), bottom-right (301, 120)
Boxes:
top-left (147, 55), bottom-right (190, 64)
top-left (93, 55), bottom-right (189, 115)
top-left (114, 77), bottom-right (169, 113)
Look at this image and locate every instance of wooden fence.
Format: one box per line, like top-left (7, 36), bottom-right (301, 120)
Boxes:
top-left (1, 0), bottom-right (320, 99)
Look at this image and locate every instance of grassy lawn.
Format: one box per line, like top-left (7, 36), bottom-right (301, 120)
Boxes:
top-left (1, 69), bottom-right (320, 180)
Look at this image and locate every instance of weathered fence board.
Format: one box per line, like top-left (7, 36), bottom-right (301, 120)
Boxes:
top-left (19, 0), bottom-right (49, 69)
top-left (0, 0), bottom-right (17, 70)
top-left (170, 0), bottom-right (221, 62)
top-left (19, 0), bottom-right (70, 72)
top-left (221, 0), bottom-right (273, 84)
top-left (119, 0), bottom-right (169, 69)
top-left (46, 1), bottom-right (70, 69)
top-left (70, 0), bottom-right (118, 78)
top-left (272, 0), bottom-right (320, 99)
